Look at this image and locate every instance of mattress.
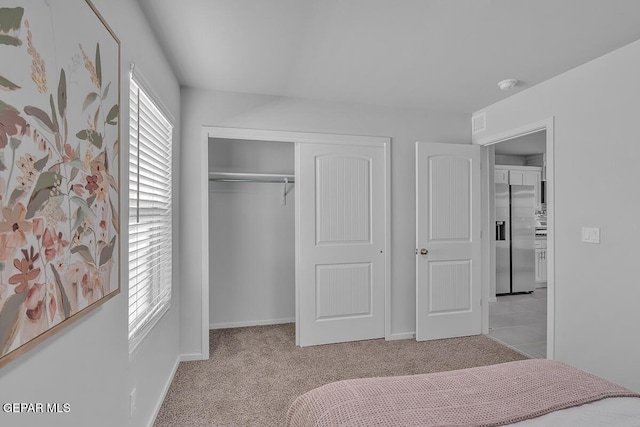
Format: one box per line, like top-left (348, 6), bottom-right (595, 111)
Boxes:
top-left (512, 397), bottom-right (640, 426)
top-left (286, 359), bottom-right (640, 427)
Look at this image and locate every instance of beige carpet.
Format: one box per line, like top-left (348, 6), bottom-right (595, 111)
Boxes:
top-left (153, 323), bottom-right (527, 427)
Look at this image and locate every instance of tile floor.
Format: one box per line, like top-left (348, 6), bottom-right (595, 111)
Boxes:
top-left (488, 288), bottom-right (547, 358)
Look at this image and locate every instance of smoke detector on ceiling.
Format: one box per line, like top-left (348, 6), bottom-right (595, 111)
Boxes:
top-left (497, 79), bottom-right (518, 91)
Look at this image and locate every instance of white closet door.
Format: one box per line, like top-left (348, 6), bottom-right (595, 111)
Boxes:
top-left (296, 142), bottom-right (386, 346)
top-left (416, 142), bottom-right (482, 341)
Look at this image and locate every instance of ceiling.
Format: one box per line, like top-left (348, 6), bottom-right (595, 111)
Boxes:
top-left (494, 131), bottom-right (545, 156)
top-left (137, 0), bottom-right (640, 114)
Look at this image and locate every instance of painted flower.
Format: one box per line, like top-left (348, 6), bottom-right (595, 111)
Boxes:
top-left (83, 149), bottom-right (93, 171)
top-left (25, 19), bottom-right (47, 93)
top-left (81, 273), bottom-right (90, 297)
top-left (0, 110), bottom-right (28, 149)
top-left (24, 283), bottom-right (43, 310)
top-left (56, 231), bottom-right (70, 253)
top-left (42, 199), bottom-right (67, 226)
top-left (79, 43), bottom-right (100, 88)
top-left (48, 292), bottom-right (57, 322)
top-left (65, 261), bottom-right (86, 284)
top-left (72, 184), bottom-right (84, 196)
top-left (0, 203), bottom-right (33, 246)
top-left (91, 154), bottom-right (117, 192)
top-left (0, 233), bottom-right (21, 262)
top-left (98, 206), bottom-right (108, 239)
top-left (9, 257), bottom-right (41, 294)
top-left (16, 174), bottom-right (35, 191)
top-left (85, 175), bottom-right (98, 194)
top-left (26, 300), bottom-right (44, 321)
top-left (90, 157), bottom-right (105, 176)
top-left (32, 129), bottom-right (45, 149)
top-left (16, 154), bottom-right (37, 190)
top-left (80, 273), bottom-right (93, 298)
top-left (63, 143), bottom-right (75, 163)
top-left (43, 230), bottom-right (55, 262)
top-left (16, 153), bottom-right (36, 170)
top-left (32, 217), bottom-right (44, 238)
top-left (42, 227), bottom-right (69, 261)
top-left (80, 267), bottom-right (104, 299)
top-left (36, 132), bottom-right (49, 152)
top-left (72, 229), bottom-right (82, 245)
top-left (95, 182), bottom-right (107, 202)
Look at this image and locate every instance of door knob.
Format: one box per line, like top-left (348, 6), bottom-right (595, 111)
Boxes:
top-left (420, 248), bottom-right (428, 255)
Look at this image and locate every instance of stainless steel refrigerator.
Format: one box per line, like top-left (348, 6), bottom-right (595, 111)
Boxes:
top-left (495, 184), bottom-right (536, 294)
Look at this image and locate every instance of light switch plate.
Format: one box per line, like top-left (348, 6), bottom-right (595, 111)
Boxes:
top-left (581, 227), bottom-right (600, 244)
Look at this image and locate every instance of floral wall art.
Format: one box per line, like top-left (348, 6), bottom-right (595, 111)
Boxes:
top-left (0, 0), bottom-right (119, 367)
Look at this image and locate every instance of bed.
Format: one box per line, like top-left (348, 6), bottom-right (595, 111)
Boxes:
top-left (286, 359), bottom-right (640, 426)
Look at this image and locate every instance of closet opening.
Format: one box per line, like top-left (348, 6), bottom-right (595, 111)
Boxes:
top-left (208, 138), bottom-right (296, 330)
top-left (202, 126), bottom-right (390, 350)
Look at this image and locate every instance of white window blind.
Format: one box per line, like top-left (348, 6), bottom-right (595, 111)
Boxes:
top-left (128, 72), bottom-right (173, 353)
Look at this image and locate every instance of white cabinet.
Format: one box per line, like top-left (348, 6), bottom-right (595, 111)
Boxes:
top-left (524, 170), bottom-right (542, 206)
top-left (495, 166), bottom-right (542, 207)
top-left (508, 169), bottom-right (525, 185)
top-left (494, 169), bottom-right (508, 184)
top-left (535, 239), bottom-right (547, 285)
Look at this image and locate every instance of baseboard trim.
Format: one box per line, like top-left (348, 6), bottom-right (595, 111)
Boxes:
top-left (180, 352), bottom-right (206, 362)
top-left (210, 317), bottom-right (295, 330)
top-left (147, 355), bottom-right (181, 427)
top-left (147, 352), bottom-right (211, 426)
top-left (388, 332), bottom-right (416, 341)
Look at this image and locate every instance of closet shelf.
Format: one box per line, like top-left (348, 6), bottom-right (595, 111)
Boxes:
top-left (208, 172), bottom-right (295, 183)
top-left (209, 172), bottom-right (295, 205)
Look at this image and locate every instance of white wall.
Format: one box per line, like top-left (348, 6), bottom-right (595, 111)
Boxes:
top-left (180, 88), bottom-right (470, 355)
top-left (473, 39), bottom-right (640, 392)
top-left (0, 1), bottom-right (181, 426)
top-left (209, 139), bottom-right (295, 327)
top-left (495, 155), bottom-right (527, 166)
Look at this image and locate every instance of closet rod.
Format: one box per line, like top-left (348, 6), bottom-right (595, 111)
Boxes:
top-left (209, 172), bottom-right (294, 205)
top-left (208, 172), bottom-right (295, 183)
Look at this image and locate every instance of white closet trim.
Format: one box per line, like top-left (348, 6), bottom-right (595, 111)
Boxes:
top-left (199, 126), bottom-right (391, 354)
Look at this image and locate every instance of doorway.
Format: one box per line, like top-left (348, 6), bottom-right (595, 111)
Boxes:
top-left (489, 130), bottom-right (547, 358)
top-left (208, 138), bottom-right (296, 330)
top-left (478, 118), bottom-right (555, 359)
top-left (202, 126), bottom-right (391, 349)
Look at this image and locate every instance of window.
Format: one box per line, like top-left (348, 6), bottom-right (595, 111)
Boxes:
top-left (128, 70), bottom-right (173, 353)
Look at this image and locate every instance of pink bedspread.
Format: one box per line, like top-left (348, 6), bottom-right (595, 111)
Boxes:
top-left (286, 359), bottom-right (640, 427)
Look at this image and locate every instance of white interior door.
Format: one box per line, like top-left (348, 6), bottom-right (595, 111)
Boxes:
top-left (416, 142), bottom-right (482, 341)
top-left (297, 142), bottom-right (386, 346)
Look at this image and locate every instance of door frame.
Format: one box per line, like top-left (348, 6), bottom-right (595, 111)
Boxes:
top-left (475, 117), bottom-right (555, 359)
top-left (202, 126), bottom-right (391, 348)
